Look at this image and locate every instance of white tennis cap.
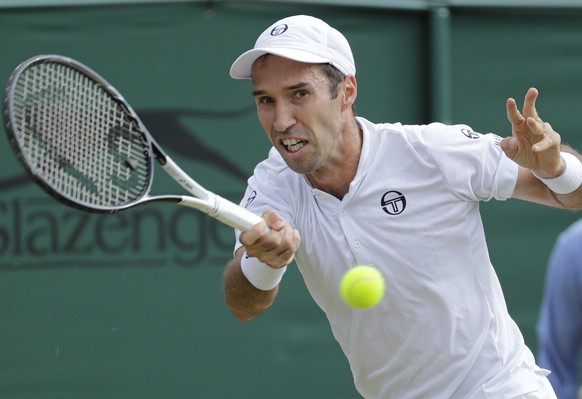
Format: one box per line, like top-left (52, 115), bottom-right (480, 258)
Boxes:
top-left (229, 15), bottom-right (356, 79)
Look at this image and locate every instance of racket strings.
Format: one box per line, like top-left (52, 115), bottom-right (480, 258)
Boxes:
top-left (12, 61), bottom-right (151, 207)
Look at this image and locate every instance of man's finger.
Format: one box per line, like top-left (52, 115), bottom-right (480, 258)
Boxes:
top-left (522, 87), bottom-right (539, 118)
top-left (506, 97), bottom-right (524, 125)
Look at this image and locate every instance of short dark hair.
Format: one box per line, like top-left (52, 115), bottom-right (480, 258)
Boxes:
top-left (318, 63), bottom-right (346, 99)
top-left (319, 63), bottom-right (356, 114)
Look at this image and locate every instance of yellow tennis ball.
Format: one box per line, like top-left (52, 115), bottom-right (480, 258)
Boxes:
top-left (340, 265), bottom-right (385, 309)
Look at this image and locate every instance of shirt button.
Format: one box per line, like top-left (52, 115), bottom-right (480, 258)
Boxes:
top-left (354, 241), bottom-right (361, 248)
top-left (340, 210), bottom-right (347, 217)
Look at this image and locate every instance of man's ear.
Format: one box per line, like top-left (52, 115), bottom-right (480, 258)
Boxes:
top-left (342, 75), bottom-right (358, 110)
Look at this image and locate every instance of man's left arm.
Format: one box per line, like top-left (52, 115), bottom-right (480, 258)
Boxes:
top-left (501, 87), bottom-right (582, 210)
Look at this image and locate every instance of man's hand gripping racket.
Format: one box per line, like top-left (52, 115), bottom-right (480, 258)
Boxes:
top-left (2, 54), bottom-right (262, 231)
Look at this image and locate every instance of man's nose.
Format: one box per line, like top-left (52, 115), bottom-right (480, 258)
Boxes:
top-left (273, 103), bottom-right (296, 133)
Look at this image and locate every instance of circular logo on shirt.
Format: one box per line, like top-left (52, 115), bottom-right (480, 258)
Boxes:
top-left (381, 190), bottom-right (406, 215)
top-left (270, 24), bottom-right (288, 36)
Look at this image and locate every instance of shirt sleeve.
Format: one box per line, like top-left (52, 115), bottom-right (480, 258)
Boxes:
top-left (418, 123), bottom-right (519, 202)
top-left (233, 148), bottom-right (295, 255)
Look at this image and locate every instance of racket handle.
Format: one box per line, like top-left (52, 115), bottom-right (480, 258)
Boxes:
top-left (210, 195), bottom-right (264, 231)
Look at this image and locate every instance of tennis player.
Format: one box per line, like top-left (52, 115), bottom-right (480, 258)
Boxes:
top-left (223, 15), bottom-right (582, 399)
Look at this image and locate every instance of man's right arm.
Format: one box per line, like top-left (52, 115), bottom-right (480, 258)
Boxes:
top-left (223, 210), bottom-right (301, 322)
top-left (223, 247), bottom-right (280, 321)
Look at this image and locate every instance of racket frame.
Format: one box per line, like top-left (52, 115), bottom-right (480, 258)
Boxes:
top-left (3, 55), bottom-right (263, 231)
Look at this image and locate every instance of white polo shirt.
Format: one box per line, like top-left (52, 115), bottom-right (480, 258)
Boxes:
top-left (236, 117), bottom-right (547, 399)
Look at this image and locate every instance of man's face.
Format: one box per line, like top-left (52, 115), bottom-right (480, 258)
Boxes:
top-left (251, 55), bottom-right (347, 176)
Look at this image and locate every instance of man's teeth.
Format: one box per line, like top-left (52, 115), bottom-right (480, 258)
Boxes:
top-left (282, 138), bottom-right (305, 152)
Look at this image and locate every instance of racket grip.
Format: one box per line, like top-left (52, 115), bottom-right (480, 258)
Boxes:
top-left (211, 195), bottom-right (264, 231)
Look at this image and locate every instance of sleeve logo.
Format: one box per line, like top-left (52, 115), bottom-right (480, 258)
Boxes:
top-left (461, 128), bottom-right (481, 140)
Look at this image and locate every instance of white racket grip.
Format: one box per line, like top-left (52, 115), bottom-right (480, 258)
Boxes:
top-left (210, 194), bottom-right (264, 231)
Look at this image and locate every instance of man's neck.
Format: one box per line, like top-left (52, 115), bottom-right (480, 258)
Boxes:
top-left (306, 122), bottom-right (363, 200)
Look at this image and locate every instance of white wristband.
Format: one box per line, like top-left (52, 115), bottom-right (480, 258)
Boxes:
top-left (533, 152), bottom-right (582, 195)
top-left (240, 253), bottom-right (287, 291)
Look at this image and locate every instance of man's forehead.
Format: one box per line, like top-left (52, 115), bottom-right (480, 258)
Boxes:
top-left (251, 56), bottom-right (326, 89)
top-left (252, 54), bottom-right (323, 76)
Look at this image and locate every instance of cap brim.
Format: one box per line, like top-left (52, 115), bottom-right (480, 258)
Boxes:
top-left (229, 47), bottom-right (330, 79)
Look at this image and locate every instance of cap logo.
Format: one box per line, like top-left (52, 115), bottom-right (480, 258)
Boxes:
top-left (270, 24), bottom-right (288, 36)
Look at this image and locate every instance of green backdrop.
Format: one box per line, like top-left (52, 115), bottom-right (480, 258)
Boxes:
top-left (0, 2), bottom-right (581, 398)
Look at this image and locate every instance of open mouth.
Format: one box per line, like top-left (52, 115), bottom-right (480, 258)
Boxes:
top-left (282, 138), bottom-right (306, 153)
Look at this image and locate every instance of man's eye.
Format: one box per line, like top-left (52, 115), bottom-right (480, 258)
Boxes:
top-left (295, 90), bottom-right (308, 99)
top-left (258, 97), bottom-right (274, 105)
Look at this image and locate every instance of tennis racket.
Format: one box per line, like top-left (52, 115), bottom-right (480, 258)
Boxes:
top-left (2, 54), bottom-right (263, 231)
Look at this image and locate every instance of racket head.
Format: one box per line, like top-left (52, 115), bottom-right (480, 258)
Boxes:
top-left (3, 55), bottom-right (154, 213)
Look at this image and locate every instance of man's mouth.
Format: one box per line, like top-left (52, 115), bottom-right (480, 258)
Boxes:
top-left (282, 138), bottom-right (306, 153)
